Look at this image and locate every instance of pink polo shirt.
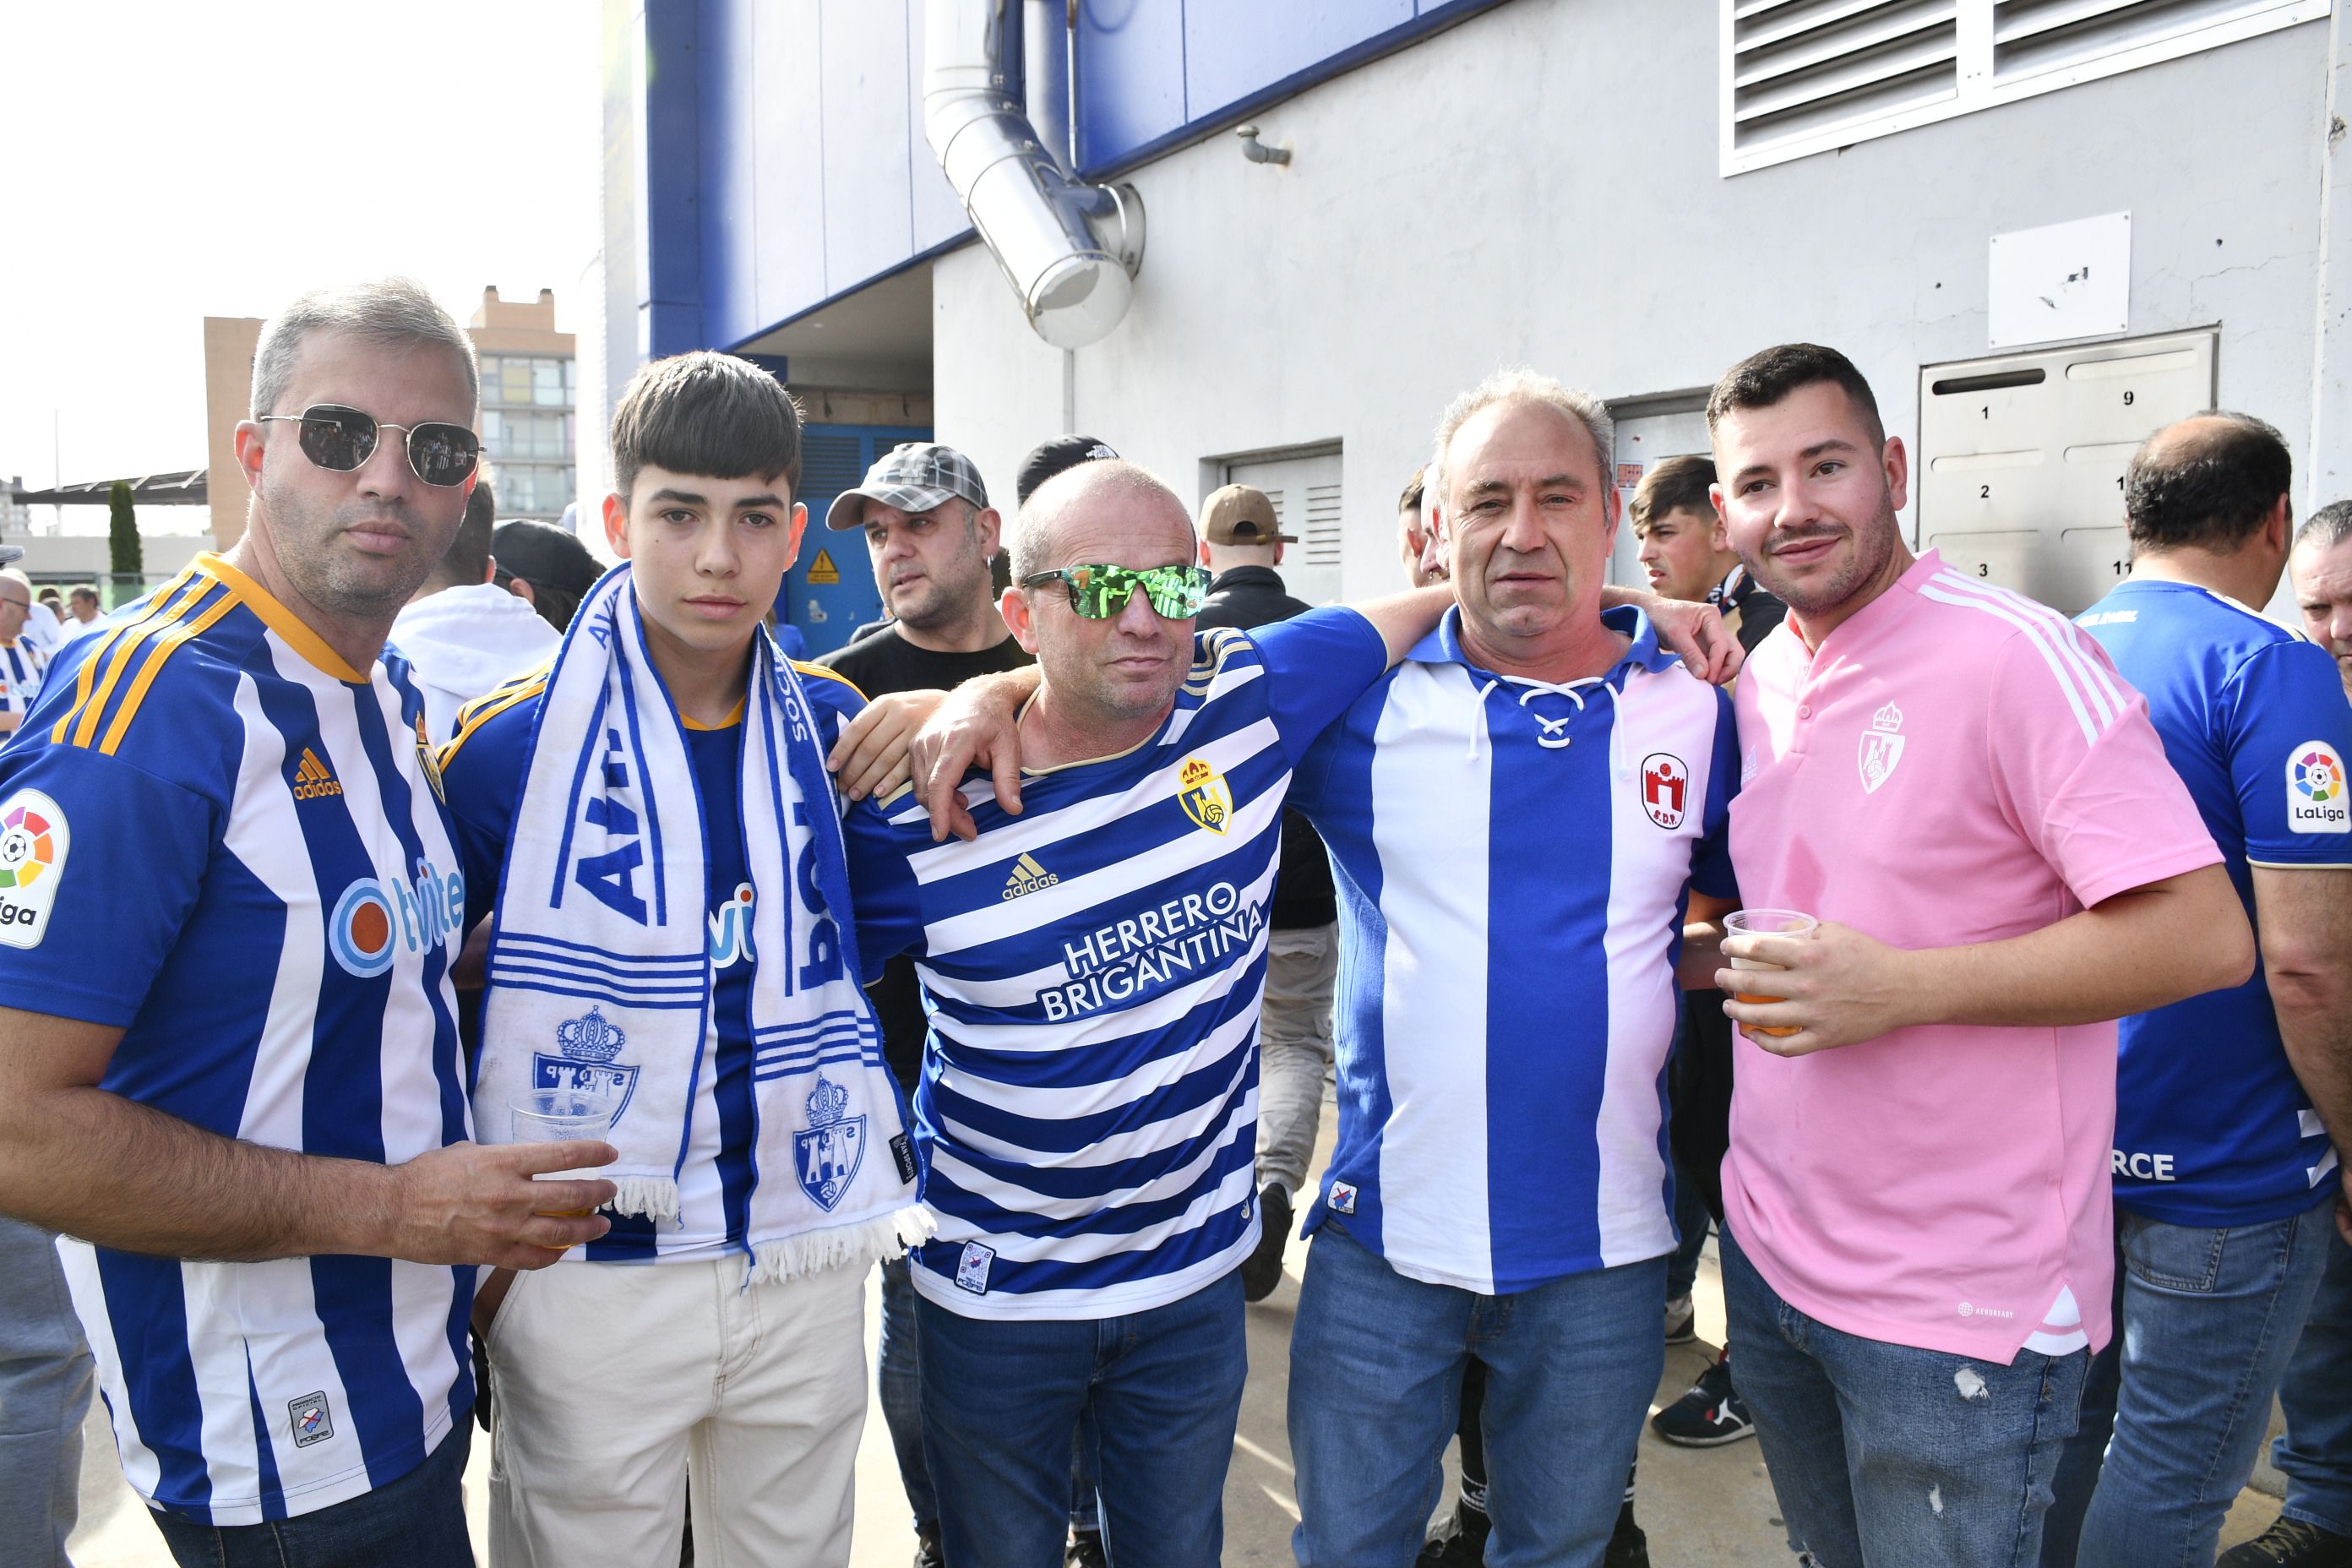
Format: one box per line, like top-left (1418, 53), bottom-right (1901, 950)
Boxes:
top-left (1723, 551), bottom-right (2219, 1363)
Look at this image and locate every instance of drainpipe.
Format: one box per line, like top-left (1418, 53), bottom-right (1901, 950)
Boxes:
top-left (924, 0), bottom-right (1143, 350)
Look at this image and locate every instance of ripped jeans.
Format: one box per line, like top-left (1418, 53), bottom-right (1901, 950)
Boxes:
top-left (1722, 1227), bottom-right (2088, 1568)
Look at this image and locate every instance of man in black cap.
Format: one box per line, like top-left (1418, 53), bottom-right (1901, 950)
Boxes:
top-left (1188, 483), bottom-right (1340, 1304)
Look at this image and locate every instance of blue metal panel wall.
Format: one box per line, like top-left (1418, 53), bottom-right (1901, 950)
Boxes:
top-left (782, 422), bottom-right (934, 656)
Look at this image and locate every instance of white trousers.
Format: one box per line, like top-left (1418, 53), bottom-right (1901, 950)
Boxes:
top-left (1255, 922), bottom-right (1339, 1198)
top-left (486, 1255), bottom-right (867, 1568)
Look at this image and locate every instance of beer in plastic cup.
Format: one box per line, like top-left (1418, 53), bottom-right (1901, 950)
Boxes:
top-left (1723, 908), bottom-right (1819, 1039)
top-left (509, 1090), bottom-right (617, 1223)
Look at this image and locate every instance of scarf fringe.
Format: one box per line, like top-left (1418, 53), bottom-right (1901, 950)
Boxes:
top-left (743, 1206), bottom-right (937, 1286)
top-left (607, 1175), bottom-right (682, 1221)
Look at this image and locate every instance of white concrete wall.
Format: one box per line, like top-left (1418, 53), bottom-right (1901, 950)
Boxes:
top-left (934, 0), bottom-right (2338, 604)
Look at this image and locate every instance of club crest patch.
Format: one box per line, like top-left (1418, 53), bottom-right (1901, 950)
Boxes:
top-left (1640, 753), bottom-right (1689, 830)
top-left (0, 791), bottom-right (69, 949)
top-left (793, 1075), bottom-right (866, 1212)
top-left (287, 1391), bottom-right (335, 1448)
top-left (1858, 702), bottom-right (1905, 794)
top-left (415, 713), bottom-right (446, 803)
top-left (1177, 756), bottom-right (1234, 836)
top-left (2288, 740), bottom-right (2349, 834)
top-left (532, 1006), bottom-right (640, 1124)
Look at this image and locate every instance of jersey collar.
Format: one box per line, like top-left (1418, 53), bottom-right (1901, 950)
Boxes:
top-left (1406, 602), bottom-right (1676, 687)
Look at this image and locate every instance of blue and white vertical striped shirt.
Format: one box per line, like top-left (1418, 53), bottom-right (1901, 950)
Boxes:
top-left (0, 555), bottom-right (472, 1526)
top-left (845, 608), bottom-right (1390, 1319)
top-left (0, 634), bottom-right (49, 719)
top-left (1289, 605), bottom-right (1739, 1294)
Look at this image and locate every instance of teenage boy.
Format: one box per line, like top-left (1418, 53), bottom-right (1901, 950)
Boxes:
top-left (440, 351), bottom-right (933, 1567)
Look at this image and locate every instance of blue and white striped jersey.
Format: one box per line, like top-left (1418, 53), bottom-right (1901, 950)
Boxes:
top-left (1289, 606), bottom-right (1739, 1294)
top-left (0, 555), bottom-right (473, 1526)
top-left (845, 608), bottom-right (1389, 1320)
top-left (0, 634), bottom-right (48, 718)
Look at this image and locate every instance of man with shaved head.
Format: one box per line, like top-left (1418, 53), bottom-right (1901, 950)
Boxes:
top-left (841, 458), bottom-right (1456, 1566)
top-left (2044, 413), bottom-right (2352, 1567)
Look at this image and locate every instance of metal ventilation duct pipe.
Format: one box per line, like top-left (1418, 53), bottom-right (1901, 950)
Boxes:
top-left (923, 0), bottom-right (1143, 351)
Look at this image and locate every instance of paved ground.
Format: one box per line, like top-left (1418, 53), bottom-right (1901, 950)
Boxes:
top-left (63, 1102), bottom-right (2289, 1564)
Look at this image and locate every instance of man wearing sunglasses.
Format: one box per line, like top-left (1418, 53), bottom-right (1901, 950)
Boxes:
top-left (0, 280), bottom-right (619, 1567)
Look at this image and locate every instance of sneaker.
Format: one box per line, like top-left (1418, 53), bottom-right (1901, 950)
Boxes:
top-left (1650, 1353), bottom-right (1755, 1446)
top-left (2220, 1517), bottom-right (2352, 1566)
top-left (1066, 1526), bottom-right (1108, 1568)
top-left (1417, 1499), bottom-right (1490, 1566)
top-left (1242, 1183), bottom-right (1293, 1302)
top-left (913, 1523), bottom-right (944, 1568)
top-left (1608, 1507), bottom-right (1652, 1568)
top-left (1663, 1293), bottom-right (1696, 1345)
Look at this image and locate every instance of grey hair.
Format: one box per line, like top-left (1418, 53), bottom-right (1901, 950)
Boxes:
top-left (1009, 459), bottom-right (1194, 585)
top-left (1430, 367), bottom-right (1614, 504)
top-left (249, 278), bottom-right (478, 419)
top-left (2297, 498), bottom-right (2352, 553)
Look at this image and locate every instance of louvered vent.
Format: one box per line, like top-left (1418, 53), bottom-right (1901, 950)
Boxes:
top-left (1729, 0), bottom-right (1960, 155)
top-left (1995, 0), bottom-right (2310, 78)
top-left (1301, 484), bottom-right (1345, 569)
top-left (798, 435), bottom-right (868, 503)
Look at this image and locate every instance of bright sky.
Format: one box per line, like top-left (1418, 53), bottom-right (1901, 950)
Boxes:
top-left (0, 3), bottom-right (602, 533)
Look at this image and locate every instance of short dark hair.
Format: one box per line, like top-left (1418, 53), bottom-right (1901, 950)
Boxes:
top-left (2123, 412), bottom-right (2291, 553)
top-left (610, 351), bottom-right (804, 503)
top-left (1707, 343), bottom-right (1885, 446)
top-left (1397, 467), bottom-right (1425, 517)
top-left (68, 585), bottom-right (97, 607)
top-left (1630, 455), bottom-right (1718, 536)
top-left (435, 474), bottom-right (495, 587)
top-left (2297, 498), bottom-right (2352, 553)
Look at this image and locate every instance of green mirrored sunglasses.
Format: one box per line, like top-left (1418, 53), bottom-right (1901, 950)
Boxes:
top-left (1021, 563), bottom-right (1212, 619)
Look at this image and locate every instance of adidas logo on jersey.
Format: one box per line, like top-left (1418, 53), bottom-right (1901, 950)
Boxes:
top-left (291, 749), bottom-right (343, 800)
top-left (1001, 852), bottom-right (1059, 901)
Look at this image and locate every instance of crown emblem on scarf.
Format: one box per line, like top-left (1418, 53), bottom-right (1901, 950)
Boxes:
top-left (806, 1075), bottom-right (850, 1127)
top-left (1871, 702), bottom-right (1904, 733)
top-left (555, 1006), bottom-right (626, 1064)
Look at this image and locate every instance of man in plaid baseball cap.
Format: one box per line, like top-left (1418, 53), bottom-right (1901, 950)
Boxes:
top-left (824, 442), bottom-right (989, 533)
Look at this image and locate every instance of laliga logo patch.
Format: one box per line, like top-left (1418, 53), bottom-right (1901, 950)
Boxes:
top-left (0, 791), bottom-right (68, 948)
top-left (1177, 756), bottom-right (1233, 836)
top-left (1858, 702), bottom-right (1905, 794)
top-left (2289, 741), bottom-right (2349, 834)
top-left (1640, 753), bottom-right (1689, 830)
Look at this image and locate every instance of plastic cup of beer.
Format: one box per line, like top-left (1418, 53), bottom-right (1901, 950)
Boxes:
top-left (1723, 908), bottom-right (1819, 1040)
top-left (509, 1090), bottom-right (617, 1222)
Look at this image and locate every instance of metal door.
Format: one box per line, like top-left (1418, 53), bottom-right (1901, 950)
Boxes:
top-left (784, 422), bottom-right (933, 656)
top-left (1918, 330), bottom-right (2216, 613)
top-left (1607, 396), bottom-right (1712, 590)
top-left (1221, 446), bottom-right (1344, 607)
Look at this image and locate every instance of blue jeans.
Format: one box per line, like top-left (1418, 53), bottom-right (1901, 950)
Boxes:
top-left (1722, 1225), bottom-right (2088, 1568)
top-left (2273, 1224), bottom-right (2352, 1538)
top-left (878, 1255), bottom-right (939, 1533)
top-left (0, 1218), bottom-right (92, 1568)
top-left (917, 1270), bottom-right (1246, 1568)
top-left (1288, 1220), bottom-right (1663, 1567)
top-left (149, 1424), bottom-right (471, 1568)
top-left (2042, 1200), bottom-right (2334, 1567)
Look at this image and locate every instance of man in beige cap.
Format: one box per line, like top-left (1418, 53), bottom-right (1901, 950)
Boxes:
top-left (1190, 483), bottom-right (1337, 1301)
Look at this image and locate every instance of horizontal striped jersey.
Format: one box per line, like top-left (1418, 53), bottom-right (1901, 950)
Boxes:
top-left (844, 608), bottom-right (1390, 1319)
top-left (0, 554), bottom-right (473, 1525)
top-left (1289, 606), bottom-right (1739, 1294)
top-left (0, 634), bottom-right (48, 717)
top-left (2078, 580), bottom-right (2347, 1225)
top-left (441, 659), bottom-right (871, 1263)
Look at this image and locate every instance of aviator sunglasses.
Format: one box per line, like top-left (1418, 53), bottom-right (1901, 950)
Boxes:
top-left (257, 404), bottom-right (481, 488)
top-left (1021, 563), bottom-right (1213, 619)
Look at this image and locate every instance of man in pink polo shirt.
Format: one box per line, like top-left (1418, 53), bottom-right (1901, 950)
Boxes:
top-left (1701, 342), bottom-right (2254, 1568)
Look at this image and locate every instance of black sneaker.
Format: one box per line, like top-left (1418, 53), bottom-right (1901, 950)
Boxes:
top-left (1418, 1499), bottom-right (1489, 1565)
top-left (1066, 1527), bottom-right (1108, 1568)
top-left (1663, 1293), bottom-right (1696, 1345)
top-left (1650, 1353), bottom-right (1755, 1446)
top-left (913, 1522), bottom-right (944, 1568)
top-left (1242, 1183), bottom-right (1293, 1302)
top-left (2220, 1518), bottom-right (2352, 1566)
top-left (1608, 1506), bottom-right (1652, 1568)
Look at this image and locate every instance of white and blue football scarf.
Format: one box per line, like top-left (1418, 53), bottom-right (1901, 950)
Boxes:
top-left (474, 565), bottom-right (926, 1282)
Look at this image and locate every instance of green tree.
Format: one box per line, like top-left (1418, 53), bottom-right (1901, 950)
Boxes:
top-left (107, 480), bottom-right (142, 582)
